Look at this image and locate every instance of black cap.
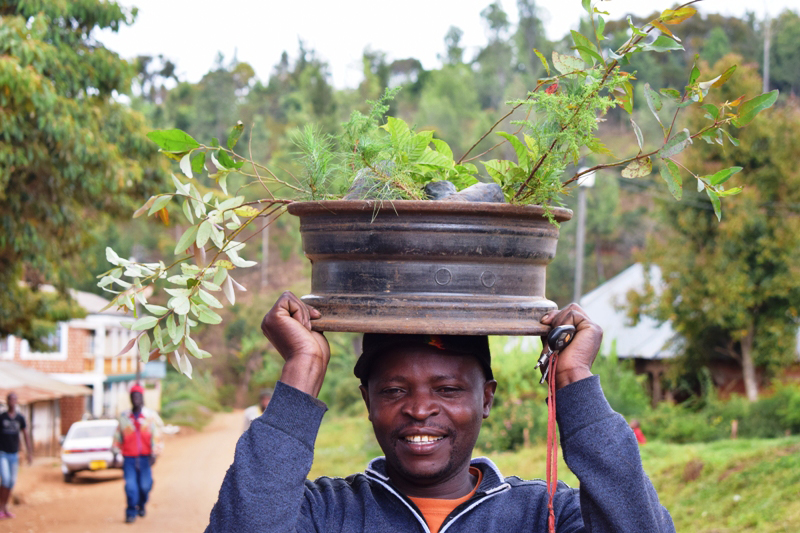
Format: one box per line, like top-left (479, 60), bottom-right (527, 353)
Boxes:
top-left (354, 333), bottom-right (493, 383)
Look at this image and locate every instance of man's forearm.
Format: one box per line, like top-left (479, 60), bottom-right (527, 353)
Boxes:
top-left (557, 376), bottom-right (675, 533)
top-left (205, 381), bottom-right (328, 533)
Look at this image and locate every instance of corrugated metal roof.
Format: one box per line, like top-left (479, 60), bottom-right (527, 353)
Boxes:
top-left (0, 362), bottom-right (92, 404)
top-left (580, 263), bottom-right (678, 360)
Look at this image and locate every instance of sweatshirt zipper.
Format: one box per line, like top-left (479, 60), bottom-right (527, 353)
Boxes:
top-left (366, 466), bottom-right (511, 533)
top-left (366, 475), bottom-right (431, 533)
top-left (438, 483), bottom-right (511, 533)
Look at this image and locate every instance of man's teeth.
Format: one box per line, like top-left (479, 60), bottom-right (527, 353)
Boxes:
top-left (406, 435), bottom-right (444, 443)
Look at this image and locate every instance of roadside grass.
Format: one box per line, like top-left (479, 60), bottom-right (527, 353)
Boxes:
top-left (311, 414), bottom-right (800, 532)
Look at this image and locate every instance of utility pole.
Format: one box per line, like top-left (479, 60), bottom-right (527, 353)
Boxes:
top-left (261, 224), bottom-right (269, 291)
top-left (763, 10), bottom-right (771, 94)
top-left (573, 169), bottom-right (595, 304)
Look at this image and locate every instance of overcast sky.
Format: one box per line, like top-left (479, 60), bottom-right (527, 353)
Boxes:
top-left (97, 0), bottom-right (798, 89)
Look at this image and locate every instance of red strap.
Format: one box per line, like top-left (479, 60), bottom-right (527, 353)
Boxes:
top-left (546, 353), bottom-right (558, 533)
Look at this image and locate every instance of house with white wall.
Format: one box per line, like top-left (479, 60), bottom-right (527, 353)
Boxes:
top-left (1, 287), bottom-right (165, 441)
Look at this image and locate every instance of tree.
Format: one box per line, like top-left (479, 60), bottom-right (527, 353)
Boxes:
top-left (769, 10), bottom-right (800, 96)
top-left (474, 2), bottom-right (514, 110)
top-left (0, 1), bottom-right (165, 346)
top-left (633, 56), bottom-right (799, 401)
top-left (442, 26), bottom-right (465, 65)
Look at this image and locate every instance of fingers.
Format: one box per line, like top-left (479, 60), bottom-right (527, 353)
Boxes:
top-left (540, 303), bottom-right (604, 389)
top-left (261, 291), bottom-right (321, 337)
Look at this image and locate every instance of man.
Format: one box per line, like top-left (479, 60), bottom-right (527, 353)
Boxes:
top-left (206, 291), bottom-right (675, 532)
top-left (0, 392), bottom-right (33, 520)
top-left (242, 389), bottom-right (273, 432)
top-left (114, 384), bottom-right (163, 524)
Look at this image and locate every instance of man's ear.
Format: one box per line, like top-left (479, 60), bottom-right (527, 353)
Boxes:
top-left (359, 384), bottom-right (371, 421)
top-left (482, 380), bottom-right (497, 419)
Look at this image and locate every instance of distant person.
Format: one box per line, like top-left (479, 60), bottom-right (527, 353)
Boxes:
top-left (0, 392), bottom-right (33, 520)
top-left (114, 384), bottom-right (164, 524)
top-left (242, 389), bottom-right (273, 432)
top-left (630, 419), bottom-right (647, 445)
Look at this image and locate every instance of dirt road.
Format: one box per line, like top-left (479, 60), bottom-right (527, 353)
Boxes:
top-left (5, 410), bottom-right (242, 533)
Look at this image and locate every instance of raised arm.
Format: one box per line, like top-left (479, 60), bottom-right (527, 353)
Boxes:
top-left (205, 291), bottom-right (331, 533)
top-left (541, 305), bottom-right (675, 533)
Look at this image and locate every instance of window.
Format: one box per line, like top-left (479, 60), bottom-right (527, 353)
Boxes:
top-left (0, 336), bottom-right (13, 360)
top-left (21, 323), bottom-right (69, 361)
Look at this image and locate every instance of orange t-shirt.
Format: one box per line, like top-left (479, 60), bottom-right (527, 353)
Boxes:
top-left (408, 467), bottom-right (483, 533)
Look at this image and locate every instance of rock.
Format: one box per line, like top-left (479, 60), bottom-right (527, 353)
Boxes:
top-left (444, 182), bottom-right (505, 203)
top-left (343, 168), bottom-right (379, 200)
top-left (424, 180), bottom-right (458, 200)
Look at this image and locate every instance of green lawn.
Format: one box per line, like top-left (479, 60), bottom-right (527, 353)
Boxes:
top-left (311, 414), bottom-right (800, 532)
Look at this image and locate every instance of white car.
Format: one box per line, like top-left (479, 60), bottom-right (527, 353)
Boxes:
top-left (61, 419), bottom-right (123, 482)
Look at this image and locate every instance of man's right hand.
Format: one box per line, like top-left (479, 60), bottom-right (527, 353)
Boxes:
top-left (261, 291), bottom-right (330, 398)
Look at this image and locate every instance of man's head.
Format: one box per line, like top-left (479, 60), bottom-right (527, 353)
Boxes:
top-left (259, 389), bottom-right (273, 410)
top-left (356, 334), bottom-right (496, 497)
top-left (130, 384), bottom-right (144, 410)
top-left (6, 392), bottom-right (18, 410)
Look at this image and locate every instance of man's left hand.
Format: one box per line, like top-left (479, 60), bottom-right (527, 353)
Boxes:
top-left (540, 303), bottom-right (603, 390)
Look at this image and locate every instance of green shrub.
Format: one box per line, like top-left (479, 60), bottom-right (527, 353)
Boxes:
top-left (160, 368), bottom-right (224, 430)
top-left (592, 342), bottom-right (652, 418)
top-left (641, 381), bottom-right (800, 443)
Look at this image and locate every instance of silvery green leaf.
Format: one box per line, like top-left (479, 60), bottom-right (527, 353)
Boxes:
top-left (229, 275), bottom-right (246, 292)
top-left (174, 225), bottom-right (199, 255)
top-left (166, 313), bottom-right (177, 339)
top-left (106, 247), bottom-right (121, 266)
top-left (180, 153), bottom-right (193, 179)
top-left (138, 333), bottom-right (151, 363)
top-left (115, 336), bottom-right (137, 357)
top-left (167, 275), bottom-right (191, 285)
top-left (223, 276), bottom-right (235, 305)
top-left (148, 194), bottom-right (172, 216)
top-left (201, 280), bottom-right (221, 292)
top-left (210, 226), bottom-right (225, 248)
top-left (172, 174), bottom-right (190, 196)
top-left (213, 265), bottom-right (228, 287)
top-left (132, 317), bottom-right (158, 331)
top-left (164, 287), bottom-right (191, 297)
top-left (168, 352), bottom-right (182, 372)
top-left (182, 199), bottom-right (194, 223)
top-left (230, 254), bottom-right (257, 268)
top-left (211, 152), bottom-right (227, 171)
top-left (170, 296), bottom-right (191, 315)
top-left (197, 308), bottom-right (222, 324)
top-left (198, 289), bottom-right (223, 309)
top-left (124, 265), bottom-right (142, 278)
top-left (180, 263), bottom-right (201, 276)
top-left (184, 336), bottom-right (201, 359)
top-left (180, 352), bottom-right (193, 378)
top-left (144, 304), bottom-right (168, 316)
top-left (154, 324), bottom-right (165, 351)
top-left (113, 278), bottom-right (132, 289)
top-left (196, 220), bottom-right (213, 248)
top-left (218, 196), bottom-right (245, 211)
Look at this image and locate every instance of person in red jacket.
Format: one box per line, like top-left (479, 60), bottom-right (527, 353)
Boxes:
top-left (114, 384), bottom-right (163, 523)
top-left (630, 419), bottom-right (647, 445)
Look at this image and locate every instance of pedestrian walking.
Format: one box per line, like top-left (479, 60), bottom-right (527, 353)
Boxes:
top-left (0, 392), bottom-right (33, 520)
top-left (114, 384), bottom-right (163, 523)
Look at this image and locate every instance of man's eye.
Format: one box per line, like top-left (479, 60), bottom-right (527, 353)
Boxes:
top-left (438, 387), bottom-right (462, 395)
top-left (380, 388), bottom-right (404, 395)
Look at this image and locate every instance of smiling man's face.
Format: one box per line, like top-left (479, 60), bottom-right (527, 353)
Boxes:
top-left (360, 344), bottom-right (496, 499)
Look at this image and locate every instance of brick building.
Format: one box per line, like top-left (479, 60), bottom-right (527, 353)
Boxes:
top-left (1, 288), bottom-right (165, 450)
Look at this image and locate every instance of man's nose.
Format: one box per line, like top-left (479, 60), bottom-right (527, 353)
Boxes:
top-left (402, 391), bottom-right (440, 420)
